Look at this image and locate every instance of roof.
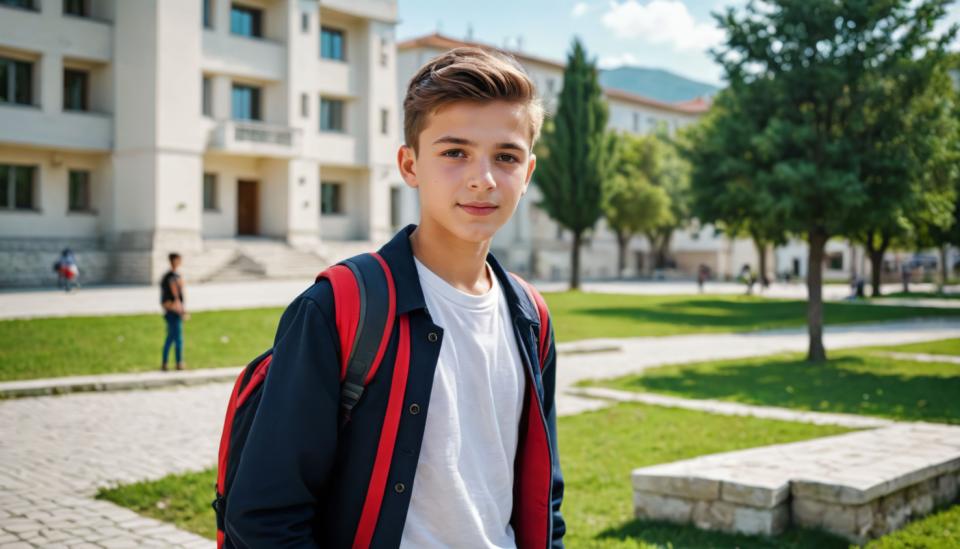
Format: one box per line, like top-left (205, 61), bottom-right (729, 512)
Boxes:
top-left (396, 32), bottom-right (711, 116)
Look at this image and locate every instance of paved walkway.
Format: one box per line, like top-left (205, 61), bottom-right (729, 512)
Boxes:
top-left (1, 319), bottom-right (958, 546)
top-left (3, 280), bottom-right (955, 320)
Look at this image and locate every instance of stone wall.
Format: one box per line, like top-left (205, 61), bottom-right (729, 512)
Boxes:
top-left (0, 238), bottom-right (111, 288)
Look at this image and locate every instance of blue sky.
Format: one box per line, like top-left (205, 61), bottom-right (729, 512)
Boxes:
top-left (397, 0), bottom-right (960, 88)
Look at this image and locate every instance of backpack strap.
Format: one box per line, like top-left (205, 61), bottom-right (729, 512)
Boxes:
top-left (317, 252), bottom-right (396, 422)
top-left (509, 273), bottom-right (552, 370)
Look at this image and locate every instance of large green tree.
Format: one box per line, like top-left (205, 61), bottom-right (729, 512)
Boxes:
top-left (850, 52), bottom-right (959, 296)
top-left (535, 38), bottom-right (616, 289)
top-left (684, 90), bottom-right (786, 285)
top-left (713, 0), bottom-right (956, 361)
top-left (603, 132), bottom-right (673, 277)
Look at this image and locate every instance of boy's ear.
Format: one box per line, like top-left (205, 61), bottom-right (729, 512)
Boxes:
top-left (398, 145), bottom-right (419, 189)
top-left (522, 153), bottom-right (537, 195)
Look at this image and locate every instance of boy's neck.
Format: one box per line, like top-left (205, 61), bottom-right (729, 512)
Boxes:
top-left (409, 221), bottom-right (493, 296)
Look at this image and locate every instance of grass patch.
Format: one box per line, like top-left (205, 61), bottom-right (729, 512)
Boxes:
top-left (99, 402), bottom-right (857, 547)
top-left (863, 503), bottom-right (960, 548)
top-left (97, 468), bottom-right (218, 541)
top-left (877, 291), bottom-right (960, 300)
top-left (543, 292), bottom-right (960, 343)
top-left (3, 293), bottom-right (959, 381)
top-left (865, 338), bottom-right (960, 357)
top-left (591, 343), bottom-right (960, 424)
top-left (0, 308), bottom-right (282, 381)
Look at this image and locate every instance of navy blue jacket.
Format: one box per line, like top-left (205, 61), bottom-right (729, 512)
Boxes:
top-left (225, 224), bottom-right (565, 548)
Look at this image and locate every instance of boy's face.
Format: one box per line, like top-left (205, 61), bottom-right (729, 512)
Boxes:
top-left (398, 100), bottom-right (537, 244)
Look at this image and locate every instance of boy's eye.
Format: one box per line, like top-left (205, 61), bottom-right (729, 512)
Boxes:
top-left (441, 149), bottom-right (466, 158)
top-left (496, 153), bottom-right (519, 163)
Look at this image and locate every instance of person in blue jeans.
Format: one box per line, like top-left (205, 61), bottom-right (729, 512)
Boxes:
top-left (160, 252), bottom-right (188, 371)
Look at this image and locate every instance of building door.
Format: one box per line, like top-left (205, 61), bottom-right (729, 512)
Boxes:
top-left (237, 180), bottom-right (259, 236)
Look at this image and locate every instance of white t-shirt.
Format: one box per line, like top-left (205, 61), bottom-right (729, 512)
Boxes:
top-left (399, 257), bottom-right (525, 548)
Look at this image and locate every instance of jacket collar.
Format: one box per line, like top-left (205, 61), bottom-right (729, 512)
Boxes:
top-left (376, 224), bottom-right (540, 325)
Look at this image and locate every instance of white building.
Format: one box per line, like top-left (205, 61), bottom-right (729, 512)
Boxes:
top-left (396, 33), bottom-right (768, 282)
top-left (0, 0), bottom-right (402, 287)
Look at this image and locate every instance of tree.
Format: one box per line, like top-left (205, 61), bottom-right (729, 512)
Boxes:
top-left (850, 52), bottom-right (959, 296)
top-left (643, 132), bottom-right (692, 271)
top-left (684, 90), bottom-right (787, 286)
top-left (603, 133), bottom-right (673, 277)
top-left (535, 38), bottom-right (616, 290)
top-left (713, 0), bottom-right (956, 361)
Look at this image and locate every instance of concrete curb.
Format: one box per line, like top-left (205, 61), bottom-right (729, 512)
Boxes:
top-left (0, 366), bottom-right (244, 399)
top-left (0, 341), bottom-right (624, 399)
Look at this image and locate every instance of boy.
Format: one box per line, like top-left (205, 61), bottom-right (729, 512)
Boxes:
top-left (225, 47), bottom-right (564, 548)
top-left (160, 252), bottom-right (187, 371)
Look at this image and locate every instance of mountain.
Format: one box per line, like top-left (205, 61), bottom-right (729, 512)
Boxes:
top-left (599, 66), bottom-right (720, 103)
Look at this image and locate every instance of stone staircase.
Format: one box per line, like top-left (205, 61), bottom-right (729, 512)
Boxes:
top-left (200, 238), bottom-right (332, 283)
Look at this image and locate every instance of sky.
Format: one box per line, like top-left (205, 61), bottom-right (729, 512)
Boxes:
top-left (396, 0), bottom-right (960, 88)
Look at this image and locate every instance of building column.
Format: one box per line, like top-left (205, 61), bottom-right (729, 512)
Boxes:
top-left (40, 52), bottom-right (62, 115)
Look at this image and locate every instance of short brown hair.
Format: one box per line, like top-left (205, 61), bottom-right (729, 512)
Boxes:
top-left (403, 47), bottom-right (544, 154)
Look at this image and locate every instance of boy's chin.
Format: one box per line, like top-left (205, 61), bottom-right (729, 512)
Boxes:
top-left (442, 219), bottom-right (502, 244)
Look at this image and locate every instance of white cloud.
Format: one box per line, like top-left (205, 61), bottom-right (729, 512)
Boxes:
top-left (598, 52), bottom-right (641, 69)
top-left (601, 0), bottom-right (726, 52)
top-left (571, 2), bottom-right (591, 17)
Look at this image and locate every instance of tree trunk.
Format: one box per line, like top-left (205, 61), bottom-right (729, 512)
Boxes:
top-left (807, 229), bottom-right (828, 363)
top-left (940, 244), bottom-right (949, 294)
top-left (570, 231), bottom-right (582, 290)
top-left (869, 250), bottom-right (885, 297)
top-left (754, 238), bottom-right (769, 287)
top-left (616, 231), bottom-right (629, 279)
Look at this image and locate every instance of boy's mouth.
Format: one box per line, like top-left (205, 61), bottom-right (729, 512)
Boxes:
top-left (458, 202), bottom-right (498, 216)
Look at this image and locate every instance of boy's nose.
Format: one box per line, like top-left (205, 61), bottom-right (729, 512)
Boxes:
top-left (467, 163), bottom-right (496, 190)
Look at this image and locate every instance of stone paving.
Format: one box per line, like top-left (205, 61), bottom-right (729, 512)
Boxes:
top-left (0, 320), bottom-right (957, 546)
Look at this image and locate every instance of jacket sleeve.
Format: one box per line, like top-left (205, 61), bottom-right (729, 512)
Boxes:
top-left (224, 289), bottom-right (341, 548)
top-left (541, 318), bottom-right (566, 547)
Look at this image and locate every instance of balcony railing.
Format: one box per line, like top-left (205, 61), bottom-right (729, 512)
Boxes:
top-left (209, 120), bottom-right (302, 157)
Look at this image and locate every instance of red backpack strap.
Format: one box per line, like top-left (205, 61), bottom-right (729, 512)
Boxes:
top-left (317, 252), bottom-right (396, 421)
top-left (509, 273), bottom-right (552, 370)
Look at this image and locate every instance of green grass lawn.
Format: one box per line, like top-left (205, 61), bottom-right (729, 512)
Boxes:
top-left (591, 340), bottom-right (960, 424)
top-left (99, 402), bottom-right (860, 547)
top-left (866, 338), bottom-right (960, 356)
top-left (876, 291), bottom-right (960, 300)
top-left (3, 293), bottom-right (959, 382)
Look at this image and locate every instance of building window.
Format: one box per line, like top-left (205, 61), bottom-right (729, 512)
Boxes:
top-left (230, 4), bottom-right (262, 38)
top-left (0, 0), bottom-right (35, 10)
top-left (828, 252), bottom-right (844, 271)
top-left (300, 93), bottom-right (308, 118)
top-left (320, 97), bottom-right (344, 132)
top-left (632, 112), bottom-right (640, 132)
top-left (546, 78), bottom-right (556, 93)
top-left (63, 0), bottom-right (88, 16)
top-left (0, 164), bottom-right (36, 210)
top-left (202, 76), bottom-right (212, 117)
top-left (202, 0), bottom-right (213, 28)
top-left (301, 12), bottom-right (309, 33)
top-left (63, 69), bottom-right (88, 111)
top-left (0, 57), bottom-right (33, 106)
top-left (68, 170), bottom-right (91, 212)
top-left (231, 84), bottom-right (261, 121)
top-left (320, 181), bottom-right (342, 214)
top-left (379, 36), bottom-right (388, 67)
top-left (321, 27), bottom-right (345, 61)
top-left (203, 173), bottom-right (218, 211)
top-left (380, 108), bottom-right (388, 135)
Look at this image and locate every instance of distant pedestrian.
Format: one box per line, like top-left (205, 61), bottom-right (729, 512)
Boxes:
top-left (901, 262), bottom-right (911, 294)
top-left (160, 253), bottom-right (188, 371)
top-left (739, 264), bottom-right (756, 295)
top-left (697, 264), bottom-right (709, 293)
top-left (53, 248), bottom-right (80, 292)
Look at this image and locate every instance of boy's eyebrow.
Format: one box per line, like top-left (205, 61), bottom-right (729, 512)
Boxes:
top-left (432, 135), bottom-right (527, 152)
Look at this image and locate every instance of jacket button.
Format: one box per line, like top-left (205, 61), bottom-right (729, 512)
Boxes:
top-left (409, 403), bottom-right (421, 415)
top-left (394, 482), bottom-right (406, 493)
top-left (427, 332), bottom-right (438, 342)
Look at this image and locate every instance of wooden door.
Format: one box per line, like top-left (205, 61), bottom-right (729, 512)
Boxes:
top-left (237, 180), bottom-right (259, 236)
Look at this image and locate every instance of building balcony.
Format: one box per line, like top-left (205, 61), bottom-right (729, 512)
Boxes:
top-left (0, 5), bottom-right (112, 63)
top-left (208, 119), bottom-right (303, 158)
top-left (311, 131), bottom-right (365, 167)
top-left (0, 104), bottom-right (112, 151)
top-left (320, 0), bottom-right (398, 22)
top-left (202, 31), bottom-right (285, 82)
top-left (317, 59), bottom-right (360, 98)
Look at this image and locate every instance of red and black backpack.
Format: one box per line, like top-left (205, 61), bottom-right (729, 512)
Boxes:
top-left (212, 252), bottom-right (552, 549)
